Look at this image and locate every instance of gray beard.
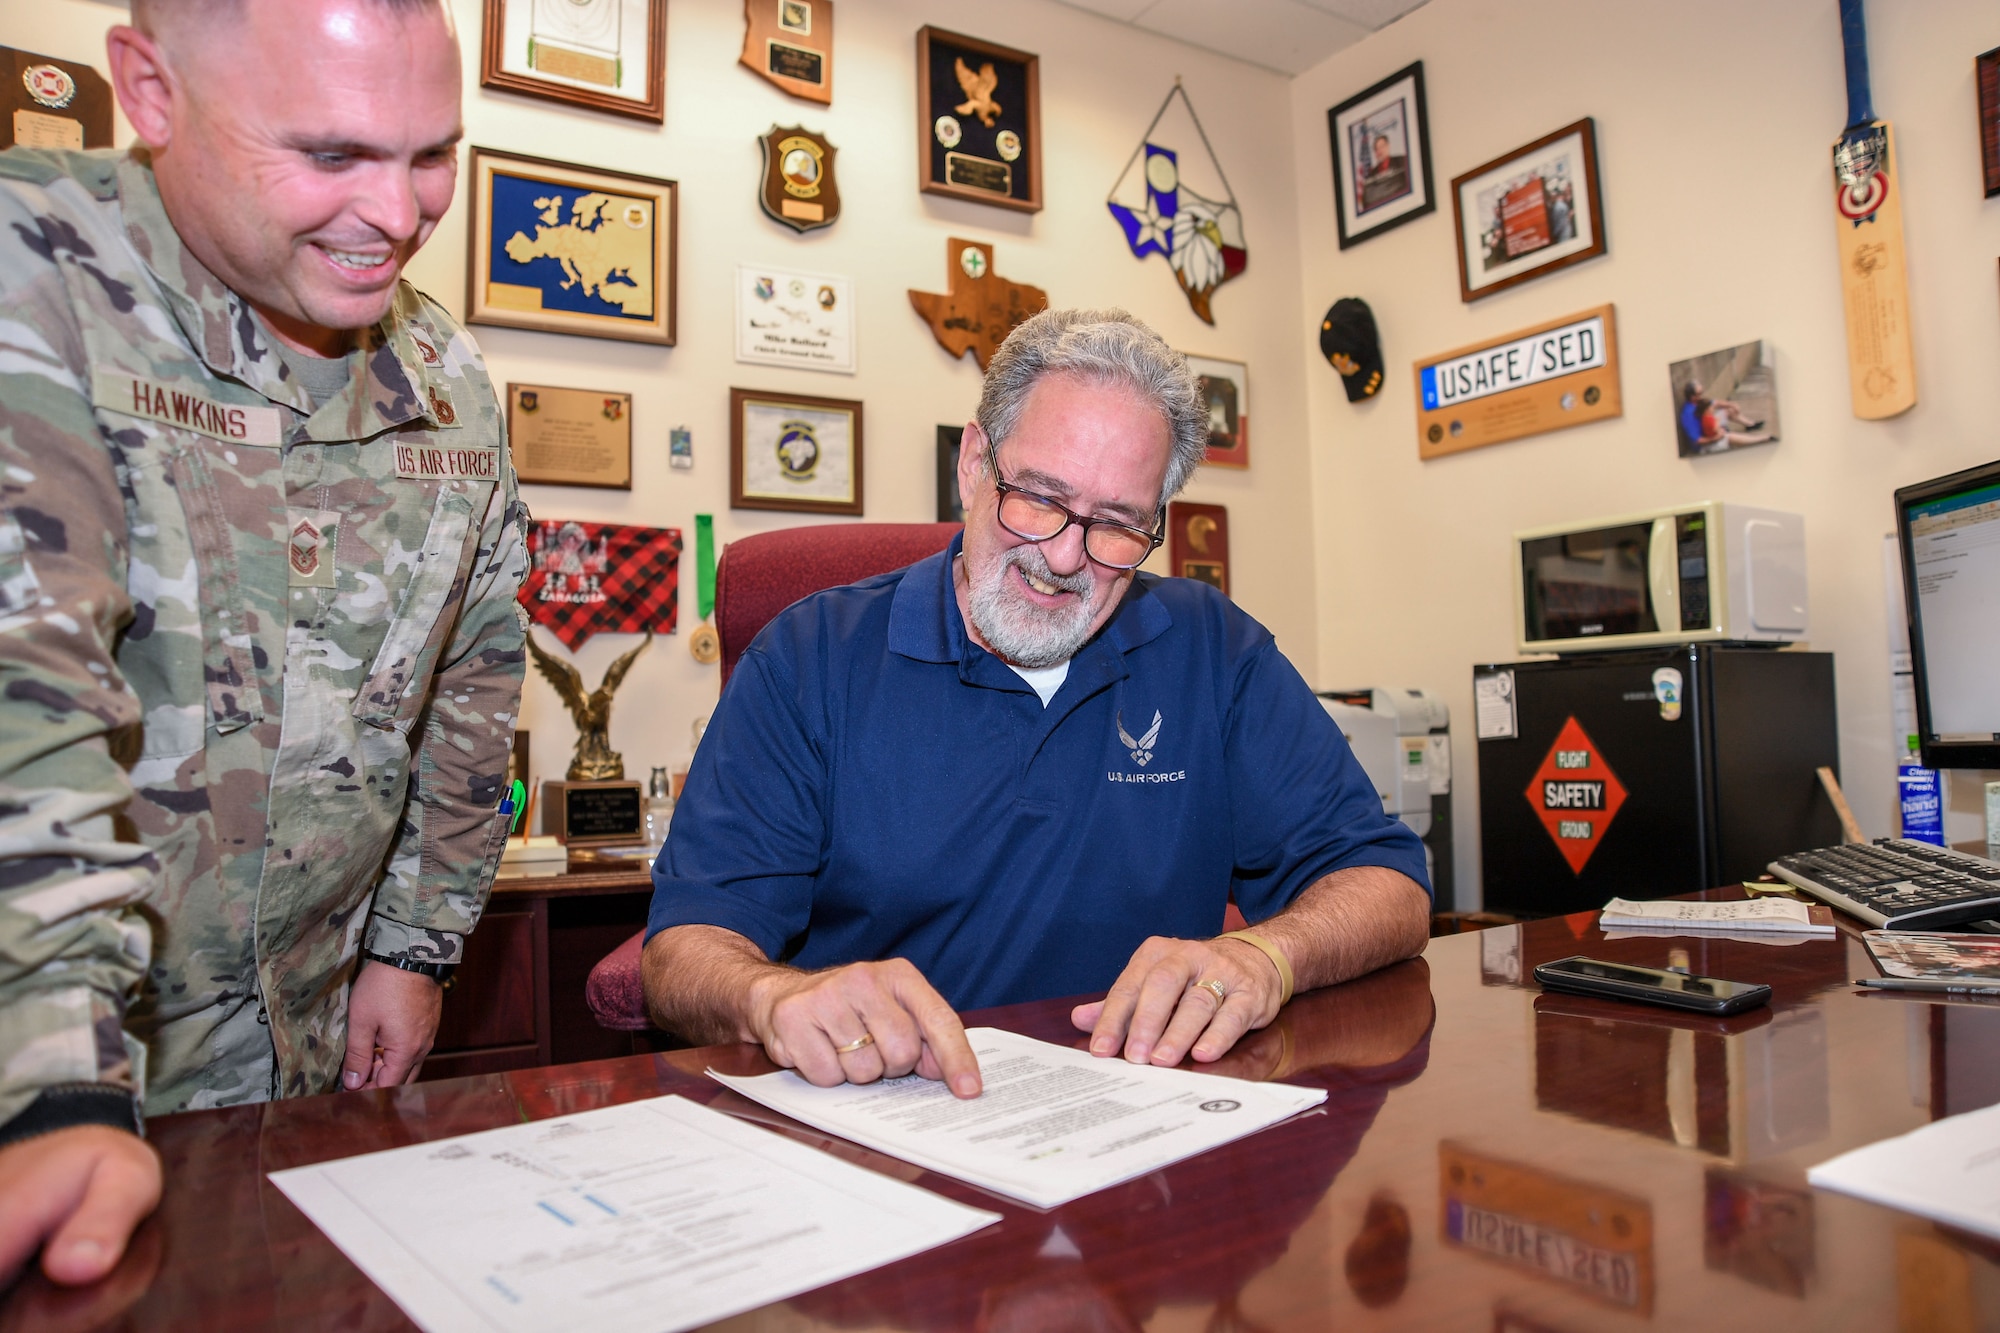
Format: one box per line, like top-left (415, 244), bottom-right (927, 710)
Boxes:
top-left (966, 544), bottom-right (1097, 668)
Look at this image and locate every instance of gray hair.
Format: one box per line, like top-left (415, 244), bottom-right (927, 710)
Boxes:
top-left (974, 308), bottom-right (1207, 512)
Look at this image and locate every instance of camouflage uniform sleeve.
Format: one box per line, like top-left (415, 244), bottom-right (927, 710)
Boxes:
top-left (0, 177), bottom-right (155, 1136)
top-left (364, 332), bottom-right (527, 964)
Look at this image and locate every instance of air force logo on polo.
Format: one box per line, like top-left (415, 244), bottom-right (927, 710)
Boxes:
top-left (1118, 709), bottom-right (1163, 766)
top-left (1110, 708), bottom-right (1185, 784)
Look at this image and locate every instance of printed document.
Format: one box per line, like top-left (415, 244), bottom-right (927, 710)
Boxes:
top-left (268, 1094), bottom-right (999, 1333)
top-left (1808, 1098), bottom-right (2000, 1240)
top-left (710, 1027), bottom-right (1327, 1209)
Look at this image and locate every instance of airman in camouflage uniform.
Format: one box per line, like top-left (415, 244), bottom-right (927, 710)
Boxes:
top-left (0, 143), bottom-right (527, 1131)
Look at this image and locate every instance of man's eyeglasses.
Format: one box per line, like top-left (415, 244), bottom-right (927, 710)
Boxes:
top-left (986, 441), bottom-right (1164, 571)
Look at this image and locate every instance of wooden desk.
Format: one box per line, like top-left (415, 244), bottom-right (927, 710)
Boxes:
top-left (10, 896), bottom-right (2000, 1330)
top-left (423, 858), bottom-right (652, 1081)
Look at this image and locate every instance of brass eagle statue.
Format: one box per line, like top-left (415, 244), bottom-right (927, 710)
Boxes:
top-left (526, 630), bottom-right (652, 781)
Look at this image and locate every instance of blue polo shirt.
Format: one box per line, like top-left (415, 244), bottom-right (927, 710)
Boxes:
top-left (647, 534), bottom-right (1429, 1010)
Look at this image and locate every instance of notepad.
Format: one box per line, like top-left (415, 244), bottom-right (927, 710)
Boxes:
top-left (1599, 897), bottom-right (1835, 935)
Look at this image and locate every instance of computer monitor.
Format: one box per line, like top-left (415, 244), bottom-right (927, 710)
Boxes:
top-left (1895, 458), bottom-right (2000, 770)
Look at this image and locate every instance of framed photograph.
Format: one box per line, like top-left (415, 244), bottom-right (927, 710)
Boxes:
top-left (1183, 354), bottom-right (1248, 468)
top-left (467, 148), bottom-right (677, 346)
top-left (508, 383), bottom-right (632, 489)
top-left (730, 387), bottom-right (863, 515)
top-left (480, 0), bottom-right (666, 123)
top-left (1667, 340), bottom-right (1778, 458)
top-left (1979, 45), bottom-right (2000, 198)
top-left (1451, 118), bottom-right (1606, 302)
top-left (936, 425), bottom-right (966, 522)
top-left (1327, 61), bottom-right (1435, 249)
top-left (1167, 502), bottom-right (1229, 595)
top-left (916, 26), bottom-right (1042, 213)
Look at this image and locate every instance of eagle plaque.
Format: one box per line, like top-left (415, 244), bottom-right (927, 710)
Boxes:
top-left (915, 26), bottom-right (1041, 213)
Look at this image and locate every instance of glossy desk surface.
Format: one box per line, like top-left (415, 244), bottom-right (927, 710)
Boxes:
top-left (9, 895), bottom-right (2000, 1331)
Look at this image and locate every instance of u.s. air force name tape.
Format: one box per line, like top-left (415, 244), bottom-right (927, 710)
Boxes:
top-left (395, 443), bottom-right (500, 481)
top-left (93, 368), bottom-right (285, 446)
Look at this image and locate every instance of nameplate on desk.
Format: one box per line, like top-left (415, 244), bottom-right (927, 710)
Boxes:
top-left (542, 779), bottom-right (643, 847)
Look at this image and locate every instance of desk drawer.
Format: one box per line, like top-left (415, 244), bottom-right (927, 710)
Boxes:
top-left (433, 908), bottom-right (536, 1051)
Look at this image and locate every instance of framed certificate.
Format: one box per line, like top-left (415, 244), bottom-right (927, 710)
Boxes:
top-left (915, 26), bottom-right (1042, 213)
top-left (508, 383), bottom-right (633, 489)
top-left (730, 388), bottom-right (863, 515)
top-left (480, 0), bottom-right (667, 123)
top-left (467, 148), bottom-right (678, 346)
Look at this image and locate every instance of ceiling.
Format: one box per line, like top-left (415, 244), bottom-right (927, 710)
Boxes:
top-left (1052, 0), bottom-right (1432, 76)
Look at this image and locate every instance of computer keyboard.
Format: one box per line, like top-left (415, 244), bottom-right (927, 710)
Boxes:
top-left (1768, 839), bottom-right (2000, 930)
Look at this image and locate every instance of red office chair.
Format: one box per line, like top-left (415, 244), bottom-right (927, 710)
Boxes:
top-left (585, 522), bottom-right (962, 1038)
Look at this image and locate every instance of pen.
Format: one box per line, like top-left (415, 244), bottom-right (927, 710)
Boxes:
top-left (1855, 978), bottom-right (2000, 995)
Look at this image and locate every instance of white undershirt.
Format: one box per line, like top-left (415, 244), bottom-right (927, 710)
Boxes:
top-left (1006, 659), bottom-right (1071, 706)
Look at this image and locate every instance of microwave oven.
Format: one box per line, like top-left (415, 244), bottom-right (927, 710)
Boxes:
top-left (1514, 503), bottom-right (1807, 654)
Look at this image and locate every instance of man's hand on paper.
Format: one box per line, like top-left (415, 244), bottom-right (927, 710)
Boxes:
top-left (749, 959), bottom-right (984, 1099)
top-left (1073, 935), bottom-right (1283, 1067)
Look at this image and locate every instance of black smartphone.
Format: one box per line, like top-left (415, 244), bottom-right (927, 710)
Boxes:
top-left (1532, 956), bottom-right (1773, 1016)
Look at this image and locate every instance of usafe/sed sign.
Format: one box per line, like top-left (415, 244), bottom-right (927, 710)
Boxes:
top-left (1415, 303), bottom-right (1621, 459)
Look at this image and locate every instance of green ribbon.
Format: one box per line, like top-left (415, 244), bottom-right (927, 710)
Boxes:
top-left (695, 513), bottom-right (716, 622)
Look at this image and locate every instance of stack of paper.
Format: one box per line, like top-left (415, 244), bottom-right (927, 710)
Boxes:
top-left (711, 1027), bottom-right (1327, 1209)
top-left (1808, 1100), bottom-right (2000, 1240)
top-left (270, 1095), bottom-right (999, 1333)
top-left (1599, 896), bottom-right (1835, 935)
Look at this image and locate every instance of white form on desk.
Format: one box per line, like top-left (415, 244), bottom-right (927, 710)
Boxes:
top-left (710, 1027), bottom-right (1327, 1210)
top-left (1808, 1098), bottom-right (2000, 1242)
top-left (268, 1095), bottom-right (998, 1333)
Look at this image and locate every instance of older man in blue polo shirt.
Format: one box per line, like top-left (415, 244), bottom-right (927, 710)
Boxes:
top-left (644, 308), bottom-right (1431, 1099)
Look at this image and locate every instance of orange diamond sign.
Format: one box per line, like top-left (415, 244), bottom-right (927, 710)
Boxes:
top-left (1524, 716), bottom-right (1627, 874)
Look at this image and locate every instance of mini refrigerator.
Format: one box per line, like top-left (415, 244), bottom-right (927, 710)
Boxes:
top-left (1475, 646), bottom-right (1840, 916)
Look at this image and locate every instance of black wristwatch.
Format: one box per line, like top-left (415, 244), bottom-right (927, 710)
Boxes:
top-left (362, 950), bottom-right (458, 983)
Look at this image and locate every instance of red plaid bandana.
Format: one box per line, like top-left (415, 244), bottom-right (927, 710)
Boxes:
top-left (519, 520), bottom-right (682, 649)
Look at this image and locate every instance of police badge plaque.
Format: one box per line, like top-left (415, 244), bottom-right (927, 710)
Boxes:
top-left (1, 46), bottom-right (112, 150)
top-left (741, 0), bottom-right (832, 104)
top-left (915, 27), bottom-right (1042, 213)
top-left (758, 125), bottom-right (840, 232)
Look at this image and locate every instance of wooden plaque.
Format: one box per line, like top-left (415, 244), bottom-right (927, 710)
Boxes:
top-left (2, 47), bottom-right (112, 151)
top-left (541, 780), bottom-right (643, 846)
top-left (915, 26), bottom-right (1042, 213)
top-left (741, 0), bottom-right (832, 104)
top-left (508, 384), bottom-right (632, 489)
top-left (1414, 304), bottom-right (1621, 460)
top-left (1167, 502), bottom-right (1229, 596)
top-left (907, 238), bottom-right (1047, 371)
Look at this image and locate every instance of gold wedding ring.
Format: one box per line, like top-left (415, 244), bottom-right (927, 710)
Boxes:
top-left (833, 1033), bottom-right (875, 1055)
top-left (1194, 978), bottom-right (1228, 1005)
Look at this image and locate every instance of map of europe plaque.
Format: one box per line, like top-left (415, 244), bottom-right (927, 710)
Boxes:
top-left (467, 147), bottom-right (678, 345)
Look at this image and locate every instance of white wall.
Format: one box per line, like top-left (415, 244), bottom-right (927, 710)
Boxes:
top-left (11, 0), bottom-right (1321, 805)
top-left (1290, 0), bottom-right (2000, 904)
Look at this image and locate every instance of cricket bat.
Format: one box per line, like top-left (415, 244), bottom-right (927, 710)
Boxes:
top-left (1831, 0), bottom-right (1916, 419)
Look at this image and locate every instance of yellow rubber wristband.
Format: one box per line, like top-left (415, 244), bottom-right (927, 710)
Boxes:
top-left (1220, 929), bottom-right (1295, 1007)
